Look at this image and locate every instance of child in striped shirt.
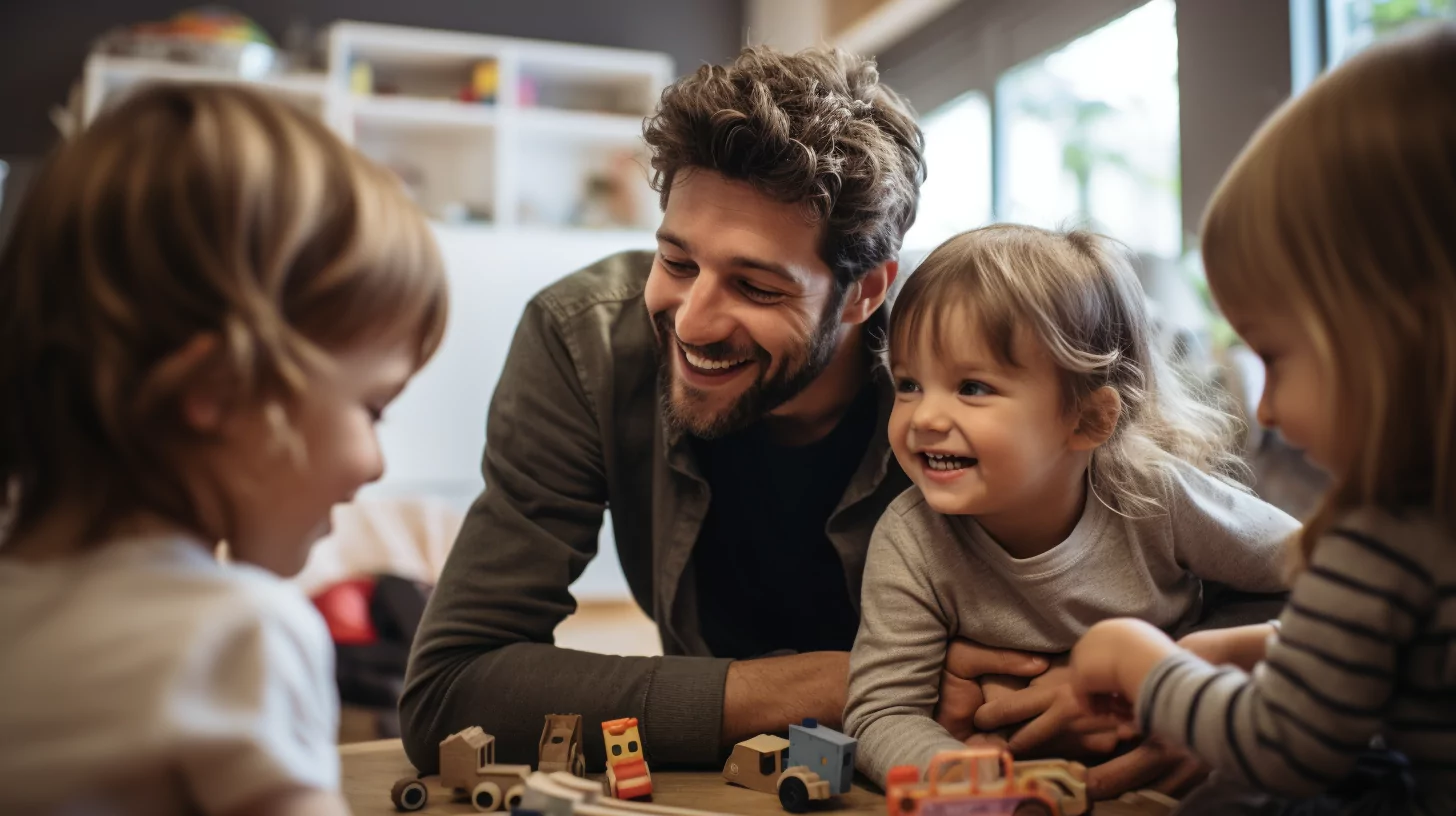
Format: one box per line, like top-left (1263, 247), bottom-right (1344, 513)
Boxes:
top-left (1069, 22), bottom-right (1456, 816)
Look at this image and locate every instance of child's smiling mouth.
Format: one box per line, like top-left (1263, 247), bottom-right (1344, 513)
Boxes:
top-left (921, 451), bottom-right (978, 473)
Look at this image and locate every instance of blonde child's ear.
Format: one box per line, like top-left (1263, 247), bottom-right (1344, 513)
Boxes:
top-left (139, 333), bottom-right (234, 433)
top-left (1070, 386), bottom-right (1122, 451)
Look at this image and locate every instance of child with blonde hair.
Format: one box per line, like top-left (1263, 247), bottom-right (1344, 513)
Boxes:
top-left (1069, 22), bottom-right (1456, 815)
top-left (0, 84), bottom-right (447, 815)
top-left (844, 224), bottom-right (1298, 784)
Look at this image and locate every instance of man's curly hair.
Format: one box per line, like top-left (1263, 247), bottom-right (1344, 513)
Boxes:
top-left (643, 46), bottom-right (926, 287)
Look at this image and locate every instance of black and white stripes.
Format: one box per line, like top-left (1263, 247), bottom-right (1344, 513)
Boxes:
top-left (1137, 508), bottom-right (1456, 812)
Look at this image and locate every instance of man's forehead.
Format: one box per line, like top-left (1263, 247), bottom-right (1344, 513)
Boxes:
top-left (661, 171), bottom-right (827, 265)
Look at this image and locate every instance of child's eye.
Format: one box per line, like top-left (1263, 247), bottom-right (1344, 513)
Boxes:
top-left (959, 380), bottom-right (993, 397)
top-left (895, 378), bottom-right (921, 394)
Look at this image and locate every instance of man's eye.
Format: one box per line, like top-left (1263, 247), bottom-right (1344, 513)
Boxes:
top-left (741, 282), bottom-right (784, 303)
top-left (660, 257), bottom-right (695, 275)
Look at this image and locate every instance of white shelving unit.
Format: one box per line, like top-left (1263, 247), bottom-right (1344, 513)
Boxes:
top-left (81, 20), bottom-right (675, 232)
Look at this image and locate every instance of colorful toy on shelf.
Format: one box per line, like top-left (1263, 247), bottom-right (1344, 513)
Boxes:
top-left (459, 59), bottom-right (498, 103)
top-left (884, 747), bottom-right (1089, 816)
top-left (601, 717), bottom-right (653, 800)
top-left (389, 726), bottom-right (531, 812)
top-left (96, 8), bottom-right (278, 78)
top-left (538, 714), bottom-right (586, 777)
top-left (350, 59), bottom-right (373, 95)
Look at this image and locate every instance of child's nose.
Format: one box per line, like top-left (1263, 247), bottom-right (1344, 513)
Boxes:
top-left (1255, 388), bottom-right (1278, 430)
top-left (912, 396), bottom-right (954, 434)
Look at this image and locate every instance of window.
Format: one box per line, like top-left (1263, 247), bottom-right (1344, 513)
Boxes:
top-left (997, 0), bottom-right (1182, 257)
top-left (903, 91), bottom-right (992, 253)
top-left (1326, 0), bottom-right (1456, 65)
top-left (760, 751), bottom-right (776, 776)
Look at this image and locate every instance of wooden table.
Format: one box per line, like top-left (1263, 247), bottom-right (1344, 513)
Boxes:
top-left (340, 740), bottom-right (1160, 816)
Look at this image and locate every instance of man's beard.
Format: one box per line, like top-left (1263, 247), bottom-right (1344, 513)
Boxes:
top-left (653, 303), bottom-right (844, 440)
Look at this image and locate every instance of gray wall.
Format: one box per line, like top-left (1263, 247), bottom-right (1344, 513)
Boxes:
top-left (0, 0), bottom-right (743, 155)
top-left (1176, 0), bottom-right (1293, 233)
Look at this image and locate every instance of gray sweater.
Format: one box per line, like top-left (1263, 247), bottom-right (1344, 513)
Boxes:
top-left (844, 460), bottom-right (1299, 784)
top-left (1139, 507), bottom-right (1456, 814)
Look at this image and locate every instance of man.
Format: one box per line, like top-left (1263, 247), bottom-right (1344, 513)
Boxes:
top-left (401, 44), bottom-right (1280, 797)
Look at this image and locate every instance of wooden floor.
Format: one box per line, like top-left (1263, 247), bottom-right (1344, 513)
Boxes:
top-left (554, 599), bottom-right (663, 656)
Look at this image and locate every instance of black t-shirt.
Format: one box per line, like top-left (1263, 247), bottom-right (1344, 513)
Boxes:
top-left (690, 386), bottom-right (879, 659)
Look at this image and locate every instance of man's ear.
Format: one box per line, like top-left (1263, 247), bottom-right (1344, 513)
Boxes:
top-left (1069, 386), bottom-right (1122, 451)
top-left (842, 260), bottom-right (898, 325)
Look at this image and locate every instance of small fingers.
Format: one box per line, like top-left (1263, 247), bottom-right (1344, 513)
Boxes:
top-left (1086, 743), bottom-right (1177, 800)
top-left (934, 671), bottom-right (985, 742)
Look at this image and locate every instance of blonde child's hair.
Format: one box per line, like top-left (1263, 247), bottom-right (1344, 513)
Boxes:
top-left (1200, 22), bottom-right (1456, 560)
top-left (890, 224), bottom-right (1246, 517)
top-left (0, 83), bottom-right (448, 543)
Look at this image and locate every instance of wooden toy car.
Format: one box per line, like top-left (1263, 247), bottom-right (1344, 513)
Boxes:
top-left (538, 714), bottom-right (587, 777)
top-left (389, 726), bottom-right (532, 812)
top-left (884, 747), bottom-right (1089, 816)
top-left (602, 717), bottom-right (653, 800)
top-left (721, 718), bottom-right (857, 812)
top-left (723, 733), bottom-right (792, 794)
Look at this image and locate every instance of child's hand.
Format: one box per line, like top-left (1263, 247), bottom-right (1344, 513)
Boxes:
top-left (973, 659), bottom-right (1137, 757)
top-left (1070, 619), bottom-right (1179, 713)
top-left (1176, 624), bottom-right (1276, 672)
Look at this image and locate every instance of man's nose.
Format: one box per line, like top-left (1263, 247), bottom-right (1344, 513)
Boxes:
top-left (673, 275), bottom-right (734, 347)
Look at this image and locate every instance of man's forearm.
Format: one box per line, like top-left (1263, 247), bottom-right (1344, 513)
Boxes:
top-left (401, 641), bottom-right (732, 772)
top-left (720, 651), bottom-right (849, 746)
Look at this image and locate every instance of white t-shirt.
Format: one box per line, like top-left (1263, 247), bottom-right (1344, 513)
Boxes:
top-left (0, 537), bottom-right (340, 815)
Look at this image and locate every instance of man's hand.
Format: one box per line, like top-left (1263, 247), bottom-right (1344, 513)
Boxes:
top-left (933, 640), bottom-right (1047, 742)
top-left (1086, 739), bottom-right (1208, 800)
top-left (721, 652), bottom-right (849, 747)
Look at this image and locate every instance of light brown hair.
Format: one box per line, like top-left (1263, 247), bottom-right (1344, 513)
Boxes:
top-left (891, 224), bottom-right (1246, 516)
top-left (643, 45), bottom-right (925, 287)
top-left (0, 83), bottom-right (448, 542)
top-left (1201, 23), bottom-right (1456, 558)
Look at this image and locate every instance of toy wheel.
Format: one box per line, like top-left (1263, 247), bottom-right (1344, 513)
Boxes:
top-left (1013, 801), bottom-right (1053, 816)
top-left (472, 780), bottom-right (503, 811)
top-left (778, 776), bottom-right (811, 813)
top-left (572, 753), bottom-right (586, 777)
top-left (505, 784), bottom-right (526, 808)
top-left (390, 778), bottom-right (428, 811)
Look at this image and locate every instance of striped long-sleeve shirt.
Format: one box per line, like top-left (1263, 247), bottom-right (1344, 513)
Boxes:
top-left (1138, 506), bottom-right (1456, 814)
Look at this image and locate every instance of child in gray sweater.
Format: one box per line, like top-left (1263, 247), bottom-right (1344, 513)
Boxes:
top-left (844, 224), bottom-right (1298, 785)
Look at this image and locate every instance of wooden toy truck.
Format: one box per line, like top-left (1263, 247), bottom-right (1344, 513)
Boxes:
top-left (601, 717), bottom-right (653, 800)
top-left (539, 714), bottom-right (587, 777)
top-left (884, 747), bottom-right (1089, 816)
top-left (390, 726), bottom-right (532, 812)
top-left (721, 718), bottom-right (857, 812)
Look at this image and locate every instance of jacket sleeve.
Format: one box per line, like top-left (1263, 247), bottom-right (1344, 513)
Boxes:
top-left (399, 295), bottom-right (731, 774)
